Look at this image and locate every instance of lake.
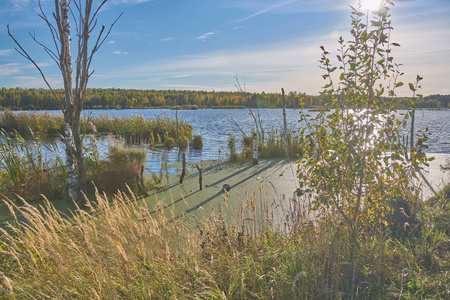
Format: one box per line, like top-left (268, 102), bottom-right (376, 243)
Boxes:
top-left (14, 108), bottom-right (450, 174)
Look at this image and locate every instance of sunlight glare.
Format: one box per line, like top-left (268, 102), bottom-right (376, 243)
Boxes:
top-left (360, 0), bottom-right (382, 11)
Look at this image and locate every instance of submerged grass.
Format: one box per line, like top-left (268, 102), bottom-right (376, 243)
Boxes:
top-left (0, 181), bottom-right (448, 299)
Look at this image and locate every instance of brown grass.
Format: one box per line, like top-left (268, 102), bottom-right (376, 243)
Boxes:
top-left (0, 183), bottom-right (448, 299)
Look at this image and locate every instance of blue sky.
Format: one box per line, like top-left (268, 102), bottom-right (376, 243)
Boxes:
top-left (1, 0), bottom-right (449, 96)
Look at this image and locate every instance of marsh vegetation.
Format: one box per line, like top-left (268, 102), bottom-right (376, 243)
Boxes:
top-left (0, 0), bottom-right (449, 299)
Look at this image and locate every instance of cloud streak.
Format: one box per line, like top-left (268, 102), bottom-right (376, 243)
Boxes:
top-left (196, 32), bottom-right (216, 41)
top-left (234, 0), bottom-right (299, 23)
top-left (171, 74), bottom-right (191, 78)
top-left (95, 34), bottom-right (331, 93)
top-left (7, 0), bottom-right (31, 10)
top-left (0, 63), bottom-right (21, 76)
top-left (160, 37), bottom-right (174, 42)
top-left (109, 0), bottom-right (155, 5)
top-left (0, 49), bottom-right (14, 56)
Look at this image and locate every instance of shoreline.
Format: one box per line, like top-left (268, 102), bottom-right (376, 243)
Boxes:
top-left (142, 154), bottom-right (450, 222)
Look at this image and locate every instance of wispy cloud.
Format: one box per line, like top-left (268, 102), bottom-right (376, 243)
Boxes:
top-left (0, 49), bottom-right (14, 56)
top-left (0, 63), bottom-right (21, 76)
top-left (170, 74), bottom-right (191, 78)
top-left (160, 84), bottom-right (219, 90)
top-left (160, 37), bottom-right (174, 42)
top-left (101, 35), bottom-right (330, 93)
top-left (196, 32), bottom-right (217, 41)
top-left (234, 0), bottom-right (299, 23)
top-left (113, 51), bottom-right (129, 55)
top-left (10, 75), bottom-right (62, 88)
top-left (108, 40), bottom-right (116, 44)
top-left (109, 0), bottom-right (155, 5)
top-left (224, 0), bottom-right (348, 16)
top-left (7, 0), bottom-right (31, 10)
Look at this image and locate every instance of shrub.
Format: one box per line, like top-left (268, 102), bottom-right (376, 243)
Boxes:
top-left (94, 139), bottom-right (147, 195)
top-left (190, 134), bottom-right (203, 150)
top-left (296, 1), bottom-right (433, 297)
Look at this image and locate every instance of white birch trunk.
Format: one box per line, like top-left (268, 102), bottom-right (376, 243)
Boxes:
top-left (60, 0), bottom-right (78, 202)
top-left (282, 88), bottom-right (289, 156)
top-left (65, 122), bottom-right (78, 200)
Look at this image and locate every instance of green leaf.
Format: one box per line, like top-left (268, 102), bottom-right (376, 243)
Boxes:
top-left (395, 82), bottom-right (403, 87)
top-left (409, 83), bottom-right (415, 91)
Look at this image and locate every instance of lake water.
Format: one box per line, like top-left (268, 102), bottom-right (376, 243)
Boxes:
top-left (13, 108), bottom-right (450, 174)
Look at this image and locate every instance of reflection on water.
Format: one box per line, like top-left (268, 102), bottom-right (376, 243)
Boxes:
top-left (7, 108), bottom-right (450, 174)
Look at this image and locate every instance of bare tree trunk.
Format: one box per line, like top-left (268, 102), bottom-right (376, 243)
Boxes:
top-left (59, 0), bottom-right (79, 202)
top-left (73, 115), bottom-right (86, 200)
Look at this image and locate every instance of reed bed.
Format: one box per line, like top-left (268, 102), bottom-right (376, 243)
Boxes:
top-left (0, 131), bottom-right (149, 204)
top-left (0, 130), bottom-right (66, 202)
top-left (0, 110), bottom-right (192, 147)
top-left (228, 128), bottom-right (303, 163)
top-left (0, 182), bottom-right (448, 299)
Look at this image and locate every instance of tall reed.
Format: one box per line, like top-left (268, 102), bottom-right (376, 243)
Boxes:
top-left (0, 130), bottom-right (65, 202)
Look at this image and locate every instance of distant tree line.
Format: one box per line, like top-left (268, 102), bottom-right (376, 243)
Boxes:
top-left (0, 87), bottom-right (448, 110)
top-left (0, 87), bottom-right (318, 110)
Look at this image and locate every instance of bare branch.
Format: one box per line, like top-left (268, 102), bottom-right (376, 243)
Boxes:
top-left (7, 24), bottom-right (62, 107)
top-left (38, 0), bottom-right (61, 55)
top-left (90, 0), bottom-right (109, 27)
top-left (92, 12), bottom-right (124, 53)
top-left (234, 74), bottom-right (246, 93)
top-left (230, 118), bottom-right (248, 137)
top-left (69, 4), bottom-right (80, 37)
top-left (28, 31), bottom-right (60, 68)
top-left (82, 11), bottom-right (123, 92)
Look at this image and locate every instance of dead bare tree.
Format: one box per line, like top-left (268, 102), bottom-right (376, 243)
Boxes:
top-left (8, 0), bottom-right (122, 202)
top-left (233, 74), bottom-right (265, 142)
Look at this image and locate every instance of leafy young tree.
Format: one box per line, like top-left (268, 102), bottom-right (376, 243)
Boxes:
top-left (8, 0), bottom-right (121, 202)
top-left (297, 0), bottom-right (432, 296)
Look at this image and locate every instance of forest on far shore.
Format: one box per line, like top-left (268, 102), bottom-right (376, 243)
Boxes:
top-left (0, 87), bottom-right (449, 110)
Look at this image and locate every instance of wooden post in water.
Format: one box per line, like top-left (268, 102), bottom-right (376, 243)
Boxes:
top-left (252, 132), bottom-right (258, 165)
top-left (179, 153), bottom-right (186, 184)
top-left (196, 164), bottom-right (203, 190)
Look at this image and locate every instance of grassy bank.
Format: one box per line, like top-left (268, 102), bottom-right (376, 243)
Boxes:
top-left (0, 177), bottom-right (448, 298)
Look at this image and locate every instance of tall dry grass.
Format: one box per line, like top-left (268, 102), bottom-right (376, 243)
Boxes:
top-left (0, 183), bottom-right (448, 299)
